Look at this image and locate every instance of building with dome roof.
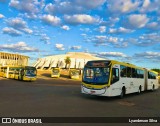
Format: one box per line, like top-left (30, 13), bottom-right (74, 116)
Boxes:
top-left (34, 52), bottom-right (105, 69)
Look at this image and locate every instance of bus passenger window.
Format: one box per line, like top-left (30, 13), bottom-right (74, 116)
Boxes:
top-left (137, 70), bottom-right (140, 78)
top-left (149, 72), bottom-right (156, 79)
top-left (132, 68), bottom-right (137, 78)
top-left (152, 73), bottom-right (156, 79)
top-left (139, 70), bottom-right (144, 78)
top-left (112, 68), bottom-right (119, 84)
top-left (127, 67), bottom-right (132, 78)
top-left (148, 72), bottom-right (151, 79)
top-left (120, 65), bottom-right (126, 77)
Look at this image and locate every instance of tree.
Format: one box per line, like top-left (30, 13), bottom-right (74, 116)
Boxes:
top-left (64, 57), bottom-right (71, 70)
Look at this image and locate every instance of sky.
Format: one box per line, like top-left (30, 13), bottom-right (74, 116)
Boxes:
top-left (0, 0), bottom-right (160, 69)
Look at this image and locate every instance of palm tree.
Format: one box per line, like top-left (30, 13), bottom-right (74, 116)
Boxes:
top-left (64, 57), bottom-right (71, 70)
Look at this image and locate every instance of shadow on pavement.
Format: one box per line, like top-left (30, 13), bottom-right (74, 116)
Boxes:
top-left (60, 74), bottom-right (70, 79)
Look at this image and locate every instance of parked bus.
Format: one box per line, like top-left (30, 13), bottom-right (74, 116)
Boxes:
top-left (0, 66), bottom-right (19, 78)
top-left (0, 66), bottom-right (6, 77)
top-left (14, 66), bottom-right (37, 81)
top-left (81, 60), bottom-right (159, 98)
top-left (51, 67), bottom-right (61, 78)
top-left (69, 69), bottom-right (80, 79)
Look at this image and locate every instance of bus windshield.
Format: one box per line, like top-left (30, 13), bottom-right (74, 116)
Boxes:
top-left (52, 69), bottom-right (59, 75)
top-left (83, 67), bottom-right (110, 85)
top-left (25, 68), bottom-right (36, 76)
top-left (71, 70), bottom-right (79, 76)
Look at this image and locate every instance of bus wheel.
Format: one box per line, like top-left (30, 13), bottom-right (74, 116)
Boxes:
top-left (151, 85), bottom-right (155, 92)
top-left (120, 87), bottom-right (125, 98)
top-left (137, 86), bottom-right (141, 95)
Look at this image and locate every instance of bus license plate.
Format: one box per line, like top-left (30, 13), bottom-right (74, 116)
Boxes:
top-left (90, 90), bottom-right (95, 94)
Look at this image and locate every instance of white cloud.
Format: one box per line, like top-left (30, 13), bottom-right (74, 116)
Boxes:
top-left (44, 3), bottom-right (55, 14)
top-left (118, 27), bottom-right (134, 33)
top-left (109, 27), bottom-right (134, 34)
top-left (45, 2), bottom-right (81, 15)
top-left (61, 25), bottom-right (70, 30)
top-left (41, 34), bottom-right (50, 40)
top-left (22, 13), bottom-right (38, 19)
top-left (109, 28), bottom-right (116, 34)
top-left (108, 37), bottom-right (118, 43)
top-left (81, 33), bottom-right (87, 36)
top-left (80, 28), bottom-right (91, 32)
top-left (146, 22), bottom-right (160, 30)
top-left (55, 44), bottom-right (65, 51)
top-left (98, 52), bottom-right (127, 58)
top-left (75, 0), bottom-right (106, 9)
top-left (84, 35), bottom-right (120, 46)
top-left (100, 17), bottom-right (120, 27)
top-left (142, 0), bottom-right (150, 8)
top-left (7, 18), bottom-right (33, 34)
top-left (134, 51), bottom-right (160, 61)
top-left (0, 14), bottom-right (4, 18)
top-left (40, 34), bottom-right (50, 44)
top-left (9, 0), bottom-right (19, 9)
top-left (9, 0), bottom-right (42, 17)
top-left (45, 0), bottom-right (106, 15)
top-left (128, 33), bottom-right (160, 46)
top-left (96, 35), bottom-right (107, 39)
top-left (8, 17), bottom-right (26, 28)
top-left (98, 26), bottom-right (106, 33)
top-left (126, 14), bottom-right (149, 29)
top-left (64, 14), bottom-right (99, 25)
top-left (2, 27), bottom-right (22, 36)
top-left (0, 41), bottom-right (39, 52)
top-left (10, 0), bottom-right (45, 19)
top-left (107, 0), bottom-right (139, 14)
top-left (23, 28), bottom-right (33, 34)
top-left (115, 42), bottom-right (128, 48)
top-left (94, 35), bottom-right (107, 44)
top-left (41, 14), bottom-right (61, 26)
top-left (139, 0), bottom-right (160, 13)
top-left (70, 46), bottom-right (81, 50)
top-left (109, 17), bottom-right (120, 22)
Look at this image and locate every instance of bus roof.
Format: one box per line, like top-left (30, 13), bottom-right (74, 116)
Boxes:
top-left (148, 70), bottom-right (158, 75)
top-left (86, 60), bottom-right (144, 70)
top-left (111, 60), bottom-right (144, 69)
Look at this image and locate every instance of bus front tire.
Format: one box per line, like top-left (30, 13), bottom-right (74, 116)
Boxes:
top-left (120, 87), bottom-right (125, 98)
top-left (151, 85), bottom-right (155, 92)
top-left (137, 86), bottom-right (141, 95)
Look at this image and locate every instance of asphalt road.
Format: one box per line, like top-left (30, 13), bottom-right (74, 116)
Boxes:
top-left (0, 76), bottom-right (160, 125)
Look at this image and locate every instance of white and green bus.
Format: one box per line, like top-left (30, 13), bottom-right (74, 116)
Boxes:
top-left (69, 69), bottom-right (80, 79)
top-left (14, 66), bottom-right (37, 81)
top-left (81, 60), bottom-right (159, 98)
top-left (51, 67), bottom-right (61, 78)
top-left (0, 66), bottom-right (37, 81)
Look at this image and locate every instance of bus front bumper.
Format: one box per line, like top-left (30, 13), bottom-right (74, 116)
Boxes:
top-left (81, 84), bottom-right (107, 96)
top-left (51, 75), bottom-right (60, 78)
top-left (23, 76), bottom-right (36, 81)
top-left (71, 75), bottom-right (79, 79)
